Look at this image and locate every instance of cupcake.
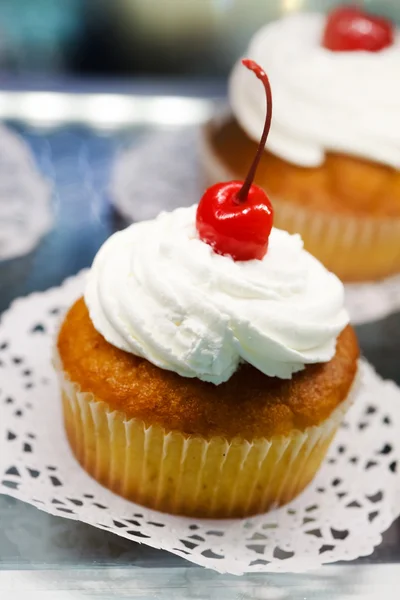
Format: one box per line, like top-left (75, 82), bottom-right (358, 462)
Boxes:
top-left (56, 61), bottom-right (359, 518)
top-left (201, 7), bottom-right (400, 282)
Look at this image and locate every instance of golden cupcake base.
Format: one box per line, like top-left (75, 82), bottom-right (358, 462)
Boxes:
top-left (58, 356), bottom-right (357, 518)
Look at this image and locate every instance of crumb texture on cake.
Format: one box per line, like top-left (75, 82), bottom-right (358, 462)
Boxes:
top-left (57, 298), bottom-right (359, 440)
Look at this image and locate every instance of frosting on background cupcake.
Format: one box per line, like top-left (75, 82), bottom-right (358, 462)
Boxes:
top-left (229, 13), bottom-right (400, 168)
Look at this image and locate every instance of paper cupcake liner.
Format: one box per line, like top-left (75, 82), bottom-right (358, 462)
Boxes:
top-left (200, 123), bottom-right (400, 283)
top-left (55, 349), bottom-right (358, 519)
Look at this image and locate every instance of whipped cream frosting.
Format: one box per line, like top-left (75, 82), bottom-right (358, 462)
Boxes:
top-left (85, 205), bottom-right (349, 385)
top-left (229, 13), bottom-right (400, 168)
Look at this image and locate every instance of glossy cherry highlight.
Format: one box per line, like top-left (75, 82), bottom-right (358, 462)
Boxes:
top-left (322, 5), bottom-right (394, 52)
top-left (196, 59), bottom-right (274, 261)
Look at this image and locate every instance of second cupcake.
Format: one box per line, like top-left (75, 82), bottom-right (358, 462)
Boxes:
top-left (201, 7), bottom-right (400, 282)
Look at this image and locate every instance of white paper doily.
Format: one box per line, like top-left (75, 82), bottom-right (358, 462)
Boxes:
top-left (1, 272), bottom-right (400, 574)
top-left (0, 125), bottom-right (52, 261)
top-left (111, 130), bottom-right (400, 326)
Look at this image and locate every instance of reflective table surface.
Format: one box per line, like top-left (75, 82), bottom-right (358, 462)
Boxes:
top-left (1, 82), bottom-right (400, 598)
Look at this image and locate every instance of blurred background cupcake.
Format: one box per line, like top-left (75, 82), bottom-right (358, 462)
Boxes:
top-left (201, 6), bottom-right (400, 282)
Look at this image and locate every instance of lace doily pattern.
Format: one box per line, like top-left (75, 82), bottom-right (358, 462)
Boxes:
top-left (0, 125), bottom-right (52, 261)
top-left (1, 272), bottom-right (400, 574)
top-left (111, 130), bottom-right (400, 325)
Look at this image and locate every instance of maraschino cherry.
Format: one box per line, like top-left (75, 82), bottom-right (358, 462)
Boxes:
top-left (196, 59), bottom-right (273, 261)
top-left (322, 5), bottom-right (394, 52)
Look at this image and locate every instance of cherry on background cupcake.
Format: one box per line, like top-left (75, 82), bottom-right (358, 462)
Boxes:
top-left (322, 5), bottom-right (394, 52)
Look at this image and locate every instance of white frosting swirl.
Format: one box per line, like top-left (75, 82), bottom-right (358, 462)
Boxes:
top-left (229, 13), bottom-right (400, 168)
top-left (85, 205), bottom-right (348, 385)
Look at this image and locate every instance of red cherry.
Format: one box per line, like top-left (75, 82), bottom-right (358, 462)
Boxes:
top-left (196, 181), bottom-right (273, 261)
top-left (196, 59), bottom-right (274, 261)
top-left (322, 5), bottom-right (394, 52)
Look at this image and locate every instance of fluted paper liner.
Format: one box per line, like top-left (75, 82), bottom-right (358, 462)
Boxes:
top-left (55, 349), bottom-right (358, 519)
top-left (200, 122), bottom-right (400, 282)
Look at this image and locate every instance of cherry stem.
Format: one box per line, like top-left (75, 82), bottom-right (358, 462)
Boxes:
top-left (235, 59), bottom-right (273, 204)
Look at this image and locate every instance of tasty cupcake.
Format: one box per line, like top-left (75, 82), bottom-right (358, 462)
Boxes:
top-left (56, 61), bottom-right (359, 518)
top-left (201, 6), bottom-right (400, 282)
